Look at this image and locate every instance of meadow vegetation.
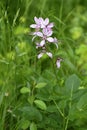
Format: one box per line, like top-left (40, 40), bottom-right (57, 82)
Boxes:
top-left (0, 0), bottom-right (87, 130)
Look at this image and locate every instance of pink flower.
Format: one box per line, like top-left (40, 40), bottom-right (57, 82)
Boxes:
top-left (43, 27), bottom-right (53, 37)
top-left (36, 43), bottom-right (45, 49)
top-left (40, 18), bottom-right (49, 28)
top-left (30, 17), bottom-right (60, 63)
top-left (56, 58), bottom-right (63, 68)
top-left (36, 31), bottom-right (58, 48)
top-left (38, 51), bottom-right (53, 59)
top-left (30, 17), bottom-right (43, 29)
top-left (36, 30), bottom-right (54, 47)
top-left (30, 17), bottom-right (54, 29)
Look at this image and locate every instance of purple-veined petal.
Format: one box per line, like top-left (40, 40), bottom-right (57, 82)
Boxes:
top-left (40, 40), bottom-right (45, 46)
top-left (46, 52), bottom-right (53, 58)
top-left (36, 32), bottom-right (43, 37)
top-left (41, 24), bottom-right (45, 28)
top-left (47, 23), bottom-right (54, 28)
top-left (43, 28), bottom-right (53, 36)
top-left (34, 16), bottom-right (39, 24)
top-left (44, 18), bottom-right (49, 25)
top-left (54, 37), bottom-right (58, 43)
top-left (42, 28), bottom-right (47, 35)
top-left (47, 30), bottom-right (53, 36)
top-left (39, 17), bottom-right (44, 23)
top-left (30, 24), bottom-right (37, 28)
top-left (38, 53), bottom-right (44, 59)
top-left (47, 37), bottom-right (54, 42)
top-left (40, 18), bottom-right (45, 28)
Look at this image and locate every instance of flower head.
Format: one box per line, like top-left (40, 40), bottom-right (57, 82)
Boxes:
top-left (56, 58), bottom-right (63, 68)
top-left (30, 17), bottom-right (59, 60)
top-left (30, 17), bottom-right (43, 29)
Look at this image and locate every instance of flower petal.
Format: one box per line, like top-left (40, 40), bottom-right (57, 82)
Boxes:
top-left (44, 18), bottom-right (49, 25)
top-left (47, 23), bottom-right (54, 28)
top-left (56, 60), bottom-right (61, 68)
top-left (30, 24), bottom-right (37, 28)
top-left (38, 53), bottom-right (44, 59)
top-left (56, 58), bottom-right (62, 68)
top-left (36, 32), bottom-right (43, 37)
top-left (39, 17), bottom-right (44, 23)
top-left (46, 52), bottom-right (53, 58)
top-left (34, 17), bottom-right (39, 24)
top-left (40, 40), bottom-right (45, 46)
top-left (36, 43), bottom-right (41, 49)
top-left (47, 37), bottom-right (54, 42)
top-left (54, 37), bottom-right (58, 43)
top-left (47, 30), bottom-right (53, 36)
top-left (43, 28), bottom-right (53, 36)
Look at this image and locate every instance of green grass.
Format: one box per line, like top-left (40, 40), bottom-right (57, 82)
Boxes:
top-left (0, 0), bottom-right (87, 130)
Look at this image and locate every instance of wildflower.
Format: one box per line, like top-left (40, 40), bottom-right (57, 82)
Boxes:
top-left (30, 17), bottom-right (54, 30)
top-left (30, 17), bottom-right (59, 60)
top-left (36, 31), bottom-right (54, 47)
top-left (36, 43), bottom-right (45, 49)
top-left (56, 58), bottom-right (63, 68)
top-left (30, 17), bottom-right (43, 29)
top-left (36, 28), bottom-right (58, 47)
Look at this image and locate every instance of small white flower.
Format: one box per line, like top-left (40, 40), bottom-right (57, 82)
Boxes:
top-left (56, 58), bottom-right (63, 68)
top-left (38, 53), bottom-right (44, 59)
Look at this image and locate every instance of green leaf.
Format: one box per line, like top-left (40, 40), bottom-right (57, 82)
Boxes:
top-left (35, 83), bottom-right (47, 89)
top-left (20, 87), bottom-right (30, 94)
top-left (21, 120), bottom-right (30, 129)
top-left (28, 95), bottom-right (35, 105)
top-left (34, 99), bottom-right (47, 110)
top-left (30, 122), bottom-right (37, 130)
top-left (65, 74), bottom-right (81, 92)
top-left (77, 93), bottom-right (87, 110)
top-left (19, 106), bottom-right (42, 121)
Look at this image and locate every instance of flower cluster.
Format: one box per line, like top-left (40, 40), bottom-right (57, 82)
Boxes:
top-left (30, 17), bottom-right (62, 68)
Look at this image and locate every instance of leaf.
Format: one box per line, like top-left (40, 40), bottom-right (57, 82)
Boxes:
top-left (18, 52), bottom-right (27, 57)
top-left (19, 106), bottom-right (42, 121)
top-left (28, 95), bottom-right (35, 105)
top-left (47, 105), bottom-right (57, 113)
top-left (20, 87), bottom-right (30, 94)
top-left (30, 122), bottom-right (37, 130)
top-left (65, 74), bottom-right (81, 93)
top-left (34, 100), bottom-right (47, 110)
top-left (21, 120), bottom-right (30, 129)
top-left (0, 93), bottom-right (4, 106)
top-left (35, 83), bottom-right (47, 89)
top-left (77, 93), bottom-right (87, 110)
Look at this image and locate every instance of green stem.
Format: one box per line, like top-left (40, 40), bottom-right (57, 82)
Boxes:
top-left (53, 100), bottom-right (64, 118)
top-left (64, 85), bottom-right (73, 130)
top-left (51, 58), bottom-right (59, 83)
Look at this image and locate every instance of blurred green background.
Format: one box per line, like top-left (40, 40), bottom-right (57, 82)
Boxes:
top-left (0, 0), bottom-right (87, 130)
